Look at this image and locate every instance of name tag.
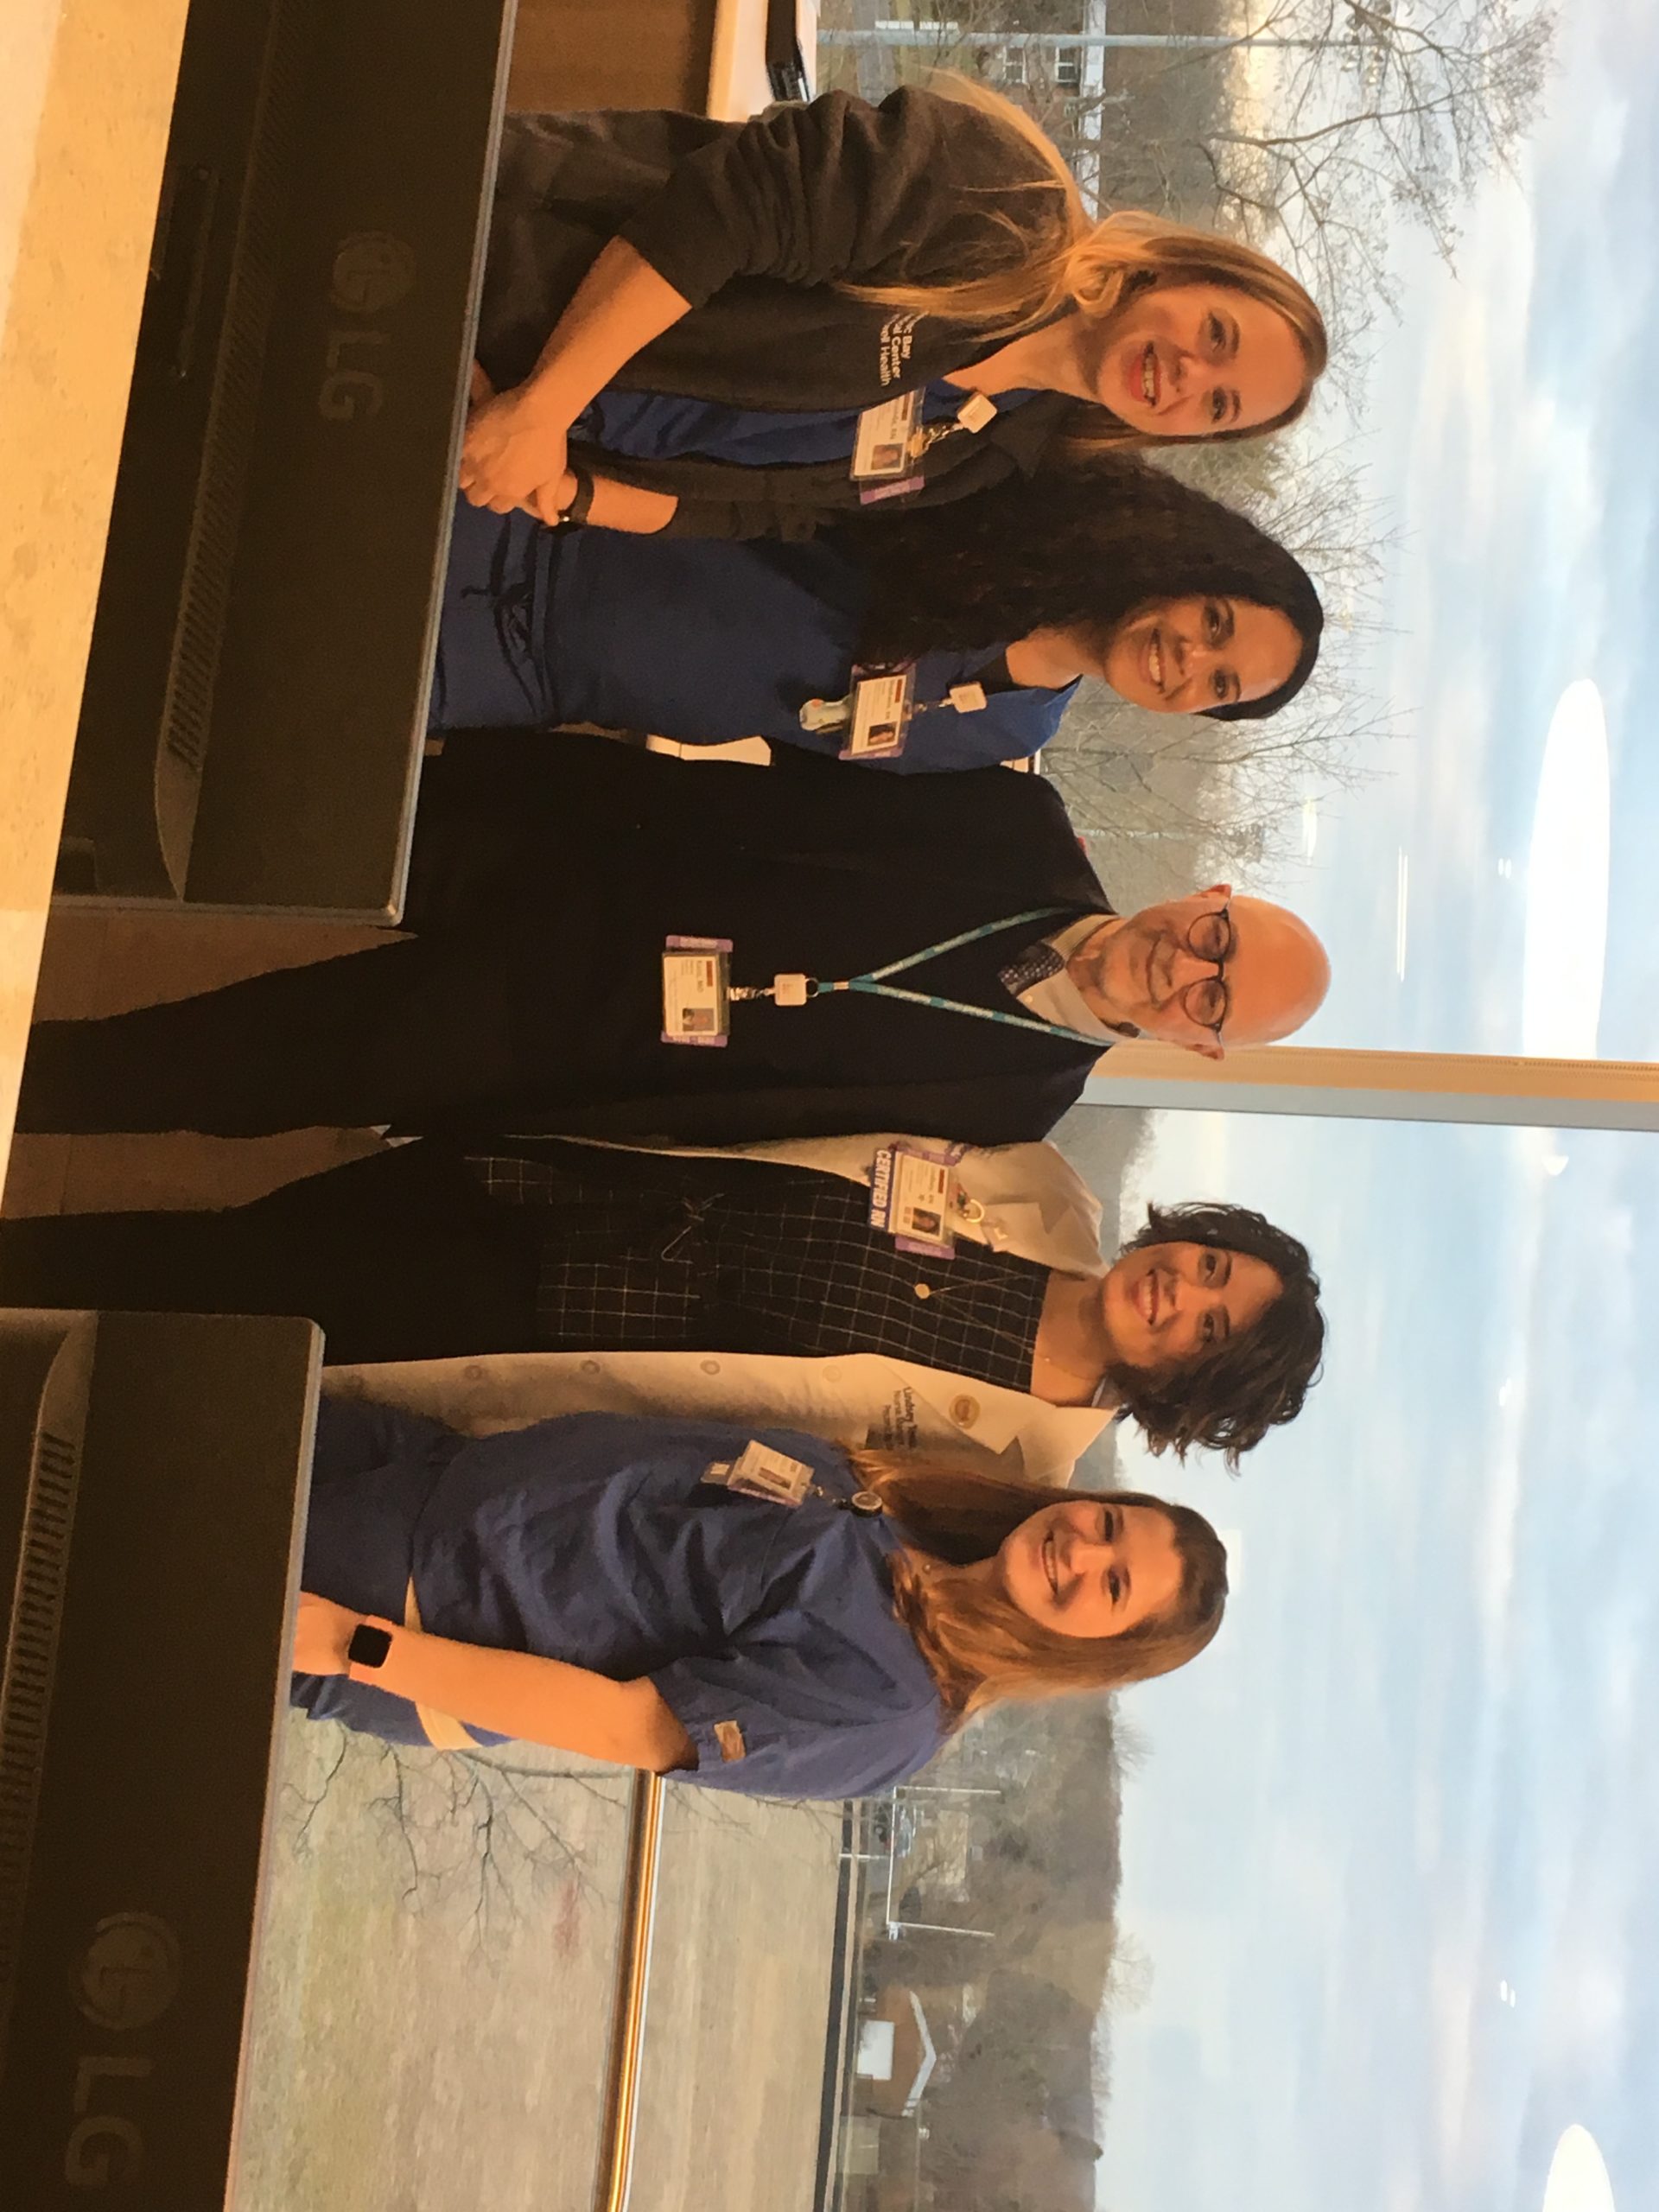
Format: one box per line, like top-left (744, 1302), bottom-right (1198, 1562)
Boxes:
top-left (704, 1440), bottom-right (817, 1506)
top-left (851, 390), bottom-right (922, 481)
top-left (661, 936), bottom-right (730, 1046)
top-left (841, 670), bottom-right (914, 760)
top-left (869, 1142), bottom-right (958, 1258)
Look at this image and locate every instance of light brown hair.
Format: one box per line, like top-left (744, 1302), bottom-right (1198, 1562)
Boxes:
top-left (851, 1450), bottom-right (1229, 1722)
top-left (847, 75), bottom-right (1328, 447)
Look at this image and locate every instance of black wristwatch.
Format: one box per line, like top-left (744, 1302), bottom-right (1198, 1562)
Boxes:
top-left (347, 1622), bottom-right (393, 1671)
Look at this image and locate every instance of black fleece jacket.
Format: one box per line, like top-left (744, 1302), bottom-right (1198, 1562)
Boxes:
top-left (478, 88), bottom-right (1097, 538)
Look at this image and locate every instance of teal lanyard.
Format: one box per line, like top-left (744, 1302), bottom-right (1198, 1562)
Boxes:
top-left (815, 906), bottom-right (1110, 1052)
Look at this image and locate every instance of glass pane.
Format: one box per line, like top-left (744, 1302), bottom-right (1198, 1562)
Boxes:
top-left (819, 1102), bottom-right (1652, 2211)
top-left (235, 1726), bottom-right (632, 2212)
top-left (819, 8), bottom-right (1649, 1068)
top-left (626, 1792), bottom-right (847, 2212)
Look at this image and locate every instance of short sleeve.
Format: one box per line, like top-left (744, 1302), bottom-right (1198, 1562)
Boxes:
top-left (652, 1641), bottom-right (941, 1801)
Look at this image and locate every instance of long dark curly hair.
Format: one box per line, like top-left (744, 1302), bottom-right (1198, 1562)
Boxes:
top-left (845, 448), bottom-right (1324, 721)
top-left (1107, 1199), bottom-right (1325, 1467)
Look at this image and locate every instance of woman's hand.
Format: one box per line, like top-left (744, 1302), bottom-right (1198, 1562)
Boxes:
top-left (459, 384), bottom-right (572, 516)
top-left (292, 1592), bottom-right (361, 1676)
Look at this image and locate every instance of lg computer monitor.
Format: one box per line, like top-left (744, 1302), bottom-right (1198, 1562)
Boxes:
top-left (0, 1308), bottom-right (318, 2208)
top-left (60, 0), bottom-right (514, 919)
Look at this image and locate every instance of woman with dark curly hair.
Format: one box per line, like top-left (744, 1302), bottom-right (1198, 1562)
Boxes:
top-left (1093, 1201), bottom-right (1325, 1466)
top-left (431, 449), bottom-right (1324, 770)
top-left (0, 1145), bottom-right (1324, 1473)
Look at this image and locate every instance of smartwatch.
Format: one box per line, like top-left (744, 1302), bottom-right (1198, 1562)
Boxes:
top-left (346, 1622), bottom-right (393, 1671)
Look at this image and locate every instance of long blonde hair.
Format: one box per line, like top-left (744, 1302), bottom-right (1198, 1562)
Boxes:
top-left (848, 76), bottom-right (1327, 446)
top-left (850, 1450), bottom-right (1229, 1724)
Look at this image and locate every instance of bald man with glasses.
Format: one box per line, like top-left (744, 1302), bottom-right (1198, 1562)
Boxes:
top-left (17, 740), bottom-right (1329, 1150)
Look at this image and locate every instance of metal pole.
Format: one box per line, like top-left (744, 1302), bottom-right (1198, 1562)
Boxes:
top-left (819, 29), bottom-right (1335, 48)
top-left (590, 1773), bottom-right (666, 2212)
top-left (1084, 1043), bottom-right (1659, 1131)
top-left (886, 1918), bottom-right (1000, 1939)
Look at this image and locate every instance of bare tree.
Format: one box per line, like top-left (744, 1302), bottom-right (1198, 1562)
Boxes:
top-left (1179, 0), bottom-right (1554, 325)
top-left (820, 1), bottom-right (1556, 359)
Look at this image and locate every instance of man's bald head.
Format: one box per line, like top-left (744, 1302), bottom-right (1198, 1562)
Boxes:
top-left (1065, 882), bottom-right (1329, 1059)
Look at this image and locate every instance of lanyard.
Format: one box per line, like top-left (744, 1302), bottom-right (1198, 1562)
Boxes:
top-left (733, 907), bottom-right (1111, 1052)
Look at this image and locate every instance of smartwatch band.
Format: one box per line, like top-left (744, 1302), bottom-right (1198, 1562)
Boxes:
top-left (563, 462), bottom-right (595, 526)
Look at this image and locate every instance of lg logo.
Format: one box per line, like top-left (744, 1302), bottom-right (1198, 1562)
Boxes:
top-left (62, 1912), bottom-right (181, 2188)
top-left (318, 231), bottom-right (416, 422)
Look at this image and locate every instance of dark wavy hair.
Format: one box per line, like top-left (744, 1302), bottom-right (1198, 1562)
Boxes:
top-left (845, 448), bottom-right (1324, 721)
top-left (1108, 1200), bottom-right (1325, 1468)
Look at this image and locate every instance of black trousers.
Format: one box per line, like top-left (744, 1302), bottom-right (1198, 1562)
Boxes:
top-left (16, 938), bottom-right (529, 1139)
top-left (0, 1144), bottom-right (542, 1366)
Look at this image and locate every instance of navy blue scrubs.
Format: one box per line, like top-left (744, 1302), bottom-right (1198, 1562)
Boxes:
top-left (430, 499), bottom-right (1076, 771)
top-left (293, 1395), bottom-right (948, 1801)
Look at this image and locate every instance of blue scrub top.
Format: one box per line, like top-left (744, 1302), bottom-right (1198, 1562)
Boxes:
top-left (293, 1396), bottom-right (949, 1802)
top-left (431, 499), bottom-right (1077, 772)
top-left (572, 380), bottom-right (1040, 468)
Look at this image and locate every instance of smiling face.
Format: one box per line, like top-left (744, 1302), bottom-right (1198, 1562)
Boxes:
top-left (1069, 885), bottom-right (1331, 1058)
top-left (1099, 1239), bottom-right (1283, 1377)
top-left (1093, 280), bottom-right (1309, 436)
top-left (1098, 594), bottom-right (1302, 715)
top-left (997, 1497), bottom-right (1184, 1641)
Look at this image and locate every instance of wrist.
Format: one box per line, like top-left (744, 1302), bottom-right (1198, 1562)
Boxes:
top-left (513, 365), bottom-right (583, 427)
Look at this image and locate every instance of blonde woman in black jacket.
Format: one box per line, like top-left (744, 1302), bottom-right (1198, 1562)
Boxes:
top-left (461, 82), bottom-right (1327, 538)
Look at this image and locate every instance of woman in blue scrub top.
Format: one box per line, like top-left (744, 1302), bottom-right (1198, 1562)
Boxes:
top-left (429, 451), bottom-right (1324, 772)
top-left (290, 1397), bottom-right (1229, 1802)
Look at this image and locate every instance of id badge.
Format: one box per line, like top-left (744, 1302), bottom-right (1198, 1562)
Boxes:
top-left (662, 936), bottom-right (730, 1046)
top-left (851, 390), bottom-right (923, 481)
top-left (869, 1142), bottom-right (957, 1258)
top-left (841, 669), bottom-right (914, 760)
top-left (704, 1440), bottom-right (815, 1506)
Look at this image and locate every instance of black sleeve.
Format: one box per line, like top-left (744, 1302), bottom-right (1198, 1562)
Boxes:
top-left (616, 86), bottom-right (1059, 310)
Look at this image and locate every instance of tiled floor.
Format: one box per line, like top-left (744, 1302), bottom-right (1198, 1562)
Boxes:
top-left (3, 908), bottom-right (391, 1217)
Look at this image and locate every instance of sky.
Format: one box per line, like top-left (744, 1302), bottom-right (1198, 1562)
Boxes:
top-left (1084, 7), bottom-right (1659, 2210)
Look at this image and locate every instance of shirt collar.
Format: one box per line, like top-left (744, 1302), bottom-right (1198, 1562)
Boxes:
top-left (1010, 913), bottom-right (1121, 1044)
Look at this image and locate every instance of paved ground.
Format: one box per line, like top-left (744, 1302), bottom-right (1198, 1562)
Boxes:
top-left (236, 1714), bottom-right (843, 2212)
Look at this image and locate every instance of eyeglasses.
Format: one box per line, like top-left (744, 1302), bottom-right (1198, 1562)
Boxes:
top-left (1177, 904), bottom-right (1235, 1039)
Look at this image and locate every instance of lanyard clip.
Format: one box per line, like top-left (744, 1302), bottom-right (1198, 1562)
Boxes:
top-left (730, 973), bottom-right (813, 1007)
